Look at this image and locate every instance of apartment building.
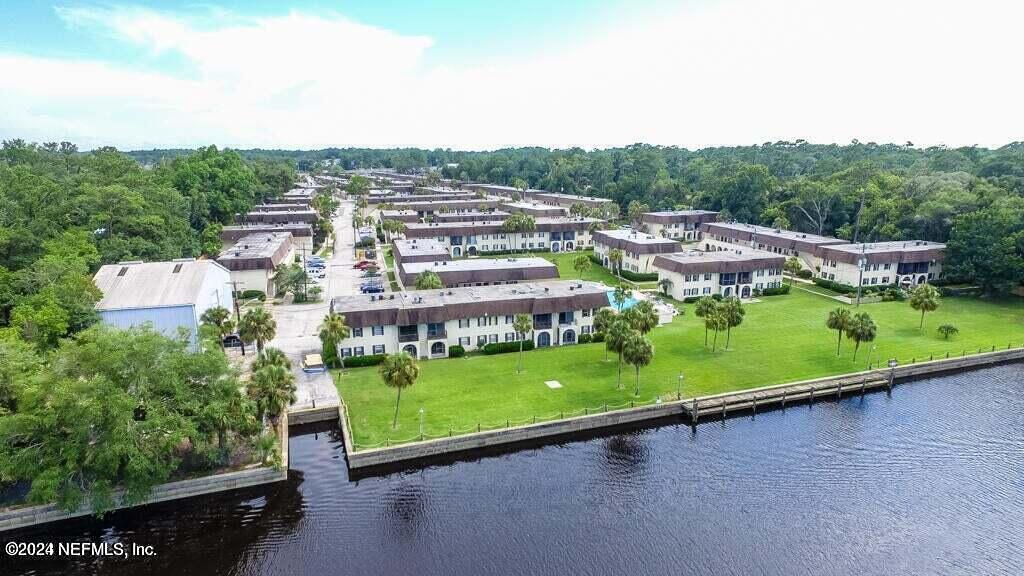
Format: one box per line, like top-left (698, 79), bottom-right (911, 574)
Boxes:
top-left (403, 217), bottom-right (601, 256)
top-left (653, 249), bottom-right (785, 300)
top-left (640, 210), bottom-right (719, 240)
top-left (331, 280), bottom-right (609, 359)
top-left (379, 209), bottom-right (421, 224)
top-left (432, 210), bottom-right (512, 223)
top-left (593, 229), bottom-right (681, 274)
top-left (463, 184), bottom-right (614, 210)
top-left (700, 222), bottom-right (845, 271)
top-left (399, 257), bottom-right (559, 288)
top-left (392, 238), bottom-right (452, 266)
top-left (221, 223), bottom-right (314, 254)
top-left (242, 208), bottom-right (319, 225)
top-left (816, 241), bottom-right (945, 287)
top-left (500, 201), bottom-right (569, 217)
top-left (216, 232), bottom-right (295, 295)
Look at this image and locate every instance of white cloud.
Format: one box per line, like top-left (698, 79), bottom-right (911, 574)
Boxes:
top-left (2, 1), bottom-right (1022, 150)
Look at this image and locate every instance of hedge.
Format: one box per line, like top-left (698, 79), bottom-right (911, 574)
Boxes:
top-left (482, 340), bottom-right (535, 355)
top-left (474, 248), bottom-right (552, 257)
top-left (578, 333), bottom-right (593, 344)
top-left (591, 332), bottom-right (605, 343)
top-left (682, 293), bottom-right (724, 304)
top-left (812, 277), bottom-right (858, 294)
top-left (239, 289), bottom-right (266, 301)
top-left (355, 237), bottom-right (376, 249)
top-left (759, 284), bottom-right (791, 296)
top-left (588, 253), bottom-right (603, 266)
top-left (796, 269), bottom-right (814, 279)
top-left (619, 269), bottom-right (659, 282)
top-left (344, 354), bottom-right (386, 367)
top-left (448, 345), bottom-right (466, 358)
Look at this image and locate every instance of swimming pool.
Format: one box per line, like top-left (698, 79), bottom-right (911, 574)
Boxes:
top-left (606, 288), bottom-right (640, 310)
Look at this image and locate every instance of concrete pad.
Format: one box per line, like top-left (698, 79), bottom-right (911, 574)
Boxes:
top-left (545, 380), bottom-right (562, 389)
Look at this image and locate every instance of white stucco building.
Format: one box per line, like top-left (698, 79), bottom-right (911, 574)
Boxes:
top-left (331, 280), bottom-right (609, 359)
top-left (816, 241), bottom-right (945, 287)
top-left (700, 222), bottom-right (846, 272)
top-left (593, 229), bottom-right (681, 275)
top-left (403, 217), bottom-right (601, 256)
top-left (640, 210), bottom-right (719, 241)
top-left (216, 232), bottom-right (295, 295)
top-left (653, 249), bottom-right (785, 300)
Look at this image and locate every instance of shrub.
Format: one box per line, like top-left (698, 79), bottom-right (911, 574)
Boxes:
top-left (448, 345), bottom-right (466, 358)
top-left (355, 237), bottom-right (376, 249)
top-left (343, 354), bottom-right (387, 367)
top-left (760, 284), bottom-right (791, 296)
top-left (578, 333), bottom-right (593, 344)
top-left (796, 269), bottom-right (813, 279)
top-left (619, 269), bottom-right (659, 282)
top-left (239, 289), bottom-right (266, 301)
top-left (813, 277), bottom-right (857, 294)
top-left (881, 287), bottom-right (904, 301)
top-left (591, 332), bottom-right (605, 343)
top-left (482, 340), bottom-right (535, 355)
top-left (682, 296), bottom-right (701, 304)
top-left (475, 247), bottom-right (551, 257)
top-left (588, 253), bottom-right (603, 266)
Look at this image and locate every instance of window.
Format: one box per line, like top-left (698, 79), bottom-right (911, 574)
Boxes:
top-left (582, 308), bottom-right (591, 317)
top-left (582, 325), bottom-right (591, 334)
top-left (459, 336), bottom-right (470, 346)
top-left (505, 332), bottom-right (516, 342)
top-left (371, 326), bottom-right (384, 336)
top-left (372, 344), bottom-right (385, 354)
top-left (352, 327), bottom-right (363, 337)
top-left (340, 348), bottom-right (352, 357)
top-left (354, 346), bottom-right (364, 356)
top-left (704, 273), bottom-right (712, 281)
top-left (489, 334), bottom-right (498, 343)
top-left (884, 263), bottom-right (891, 270)
top-left (703, 287), bottom-right (711, 294)
top-left (882, 277), bottom-right (889, 284)
top-left (505, 315), bottom-right (513, 324)
top-left (477, 335), bottom-right (487, 346)
top-left (459, 319), bottom-right (470, 328)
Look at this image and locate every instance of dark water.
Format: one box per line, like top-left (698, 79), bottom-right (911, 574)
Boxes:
top-left (6, 364), bottom-right (1024, 576)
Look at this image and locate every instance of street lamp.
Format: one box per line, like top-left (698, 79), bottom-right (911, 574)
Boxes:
top-left (887, 358), bottom-right (898, 393)
top-left (418, 407), bottom-right (425, 438)
top-left (677, 372), bottom-right (685, 400)
top-left (866, 344), bottom-right (877, 369)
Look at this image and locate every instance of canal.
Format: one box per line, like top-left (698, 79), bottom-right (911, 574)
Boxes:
top-left (7, 363), bottom-right (1024, 575)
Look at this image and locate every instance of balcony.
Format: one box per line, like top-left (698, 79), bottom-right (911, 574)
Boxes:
top-left (534, 321), bottom-right (553, 330)
top-left (427, 330), bottom-right (447, 340)
top-left (398, 332), bottom-right (419, 343)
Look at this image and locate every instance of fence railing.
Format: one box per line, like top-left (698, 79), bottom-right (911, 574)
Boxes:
top-left (349, 341), bottom-right (1024, 451)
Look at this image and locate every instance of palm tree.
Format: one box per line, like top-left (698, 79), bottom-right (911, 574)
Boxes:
top-left (390, 220), bottom-right (407, 240)
top-left (319, 312), bottom-right (351, 368)
top-left (239, 307), bottom-right (276, 354)
top-left (706, 307), bottom-right (728, 352)
top-left (608, 249), bottom-right (624, 278)
top-left (249, 364), bottom-right (297, 424)
top-left (253, 347), bottom-right (291, 371)
top-left (512, 313), bottom-right (533, 373)
top-left (200, 305), bottom-right (232, 349)
top-left (624, 300), bottom-right (657, 334)
top-left (937, 324), bottom-right (959, 339)
top-left (694, 296), bottom-right (717, 346)
top-left (502, 213), bottom-right (525, 253)
top-left (909, 283), bottom-right (940, 329)
top-left (612, 284), bottom-right (632, 311)
top-left (846, 312), bottom-right (878, 361)
top-left (593, 308), bottom-right (618, 360)
top-left (622, 331), bottom-right (654, 396)
top-left (826, 307), bottom-right (852, 356)
top-left (573, 254), bottom-right (591, 278)
top-left (783, 257), bottom-right (803, 283)
top-left (415, 270), bottom-right (443, 290)
top-left (379, 352), bottom-right (420, 428)
top-left (657, 277), bottom-right (673, 296)
top-left (605, 319), bottom-right (632, 389)
top-left (721, 297), bottom-right (745, 349)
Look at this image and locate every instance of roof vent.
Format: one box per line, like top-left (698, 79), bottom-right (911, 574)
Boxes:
top-left (172, 263), bottom-right (183, 274)
top-left (117, 266), bottom-right (129, 277)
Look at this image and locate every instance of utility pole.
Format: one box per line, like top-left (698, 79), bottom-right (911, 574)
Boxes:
top-left (855, 244), bottom-right (866, 307)
top-left (225, 280), bottom-right (245, 356)
top-left (296, 244), bottom-right (309, 300)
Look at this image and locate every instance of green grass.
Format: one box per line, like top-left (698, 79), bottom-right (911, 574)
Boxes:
top-left (335, 290), bottom-right (1024, 448)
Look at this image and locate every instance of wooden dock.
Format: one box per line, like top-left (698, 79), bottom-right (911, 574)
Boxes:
top-left (683, 374), bottom-right (891, 421)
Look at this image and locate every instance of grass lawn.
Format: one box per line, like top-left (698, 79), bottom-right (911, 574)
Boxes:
top-left (335, 289), bottom-right (1024, 448)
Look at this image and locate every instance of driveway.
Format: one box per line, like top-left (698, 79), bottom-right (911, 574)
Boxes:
top-left (269, 199), bottom-right (357, 411)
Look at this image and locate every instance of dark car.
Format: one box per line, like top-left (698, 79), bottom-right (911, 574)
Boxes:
top-left (360, 285), bottom-right (384, 294)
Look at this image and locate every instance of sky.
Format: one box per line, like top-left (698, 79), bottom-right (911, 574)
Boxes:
top-left (1, 0), bottom-right (1022, 151)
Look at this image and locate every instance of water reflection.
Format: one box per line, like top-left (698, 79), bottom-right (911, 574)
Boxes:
top-left (8, 363), bottom-right (1024, 576)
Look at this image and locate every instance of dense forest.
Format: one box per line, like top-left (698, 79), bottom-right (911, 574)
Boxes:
top-left (132, 141), bottom-right (1024, 292)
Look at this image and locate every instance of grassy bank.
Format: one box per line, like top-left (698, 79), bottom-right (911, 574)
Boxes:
top-left (334, 290), bottom-right (1024, 447)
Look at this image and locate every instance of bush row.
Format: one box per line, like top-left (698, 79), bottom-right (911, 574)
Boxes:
top-left (482, 340), bottom-right (535, 355)
top-left (758, 284), bottom-right (791, 296)
top-left (448, 345), bottom-right (466, 358)
top-left (344, 354), bottom-right (386, 367)
top-left (619, 269), bottom-right (660, 282)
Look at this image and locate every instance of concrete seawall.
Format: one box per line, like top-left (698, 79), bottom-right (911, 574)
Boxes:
top-left (0, 415), bottom-right (290, 533)
top-left (343, 347), bottom-right (1024, 470)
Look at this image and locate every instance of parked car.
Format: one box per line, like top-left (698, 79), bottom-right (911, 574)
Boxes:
top-left (361, 270), bottom-right (380, 278)
top-left (360, 284), bottom-right (384, 294)
top-left (353, 260), bottom-right (374, 269)
top-left (306, 263), bottom-right (325, 271)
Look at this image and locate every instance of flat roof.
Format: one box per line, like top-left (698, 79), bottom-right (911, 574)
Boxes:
top-left (332, 280), bottom-right (610, 327)
top-left (501, 201), bottom-right (568, 212)
top-left (221, 223), bottom-right (313, 237)
top-left (402, 257), bottom-right (556, 275)
top-left (595, 228), bottom-right (681, 245)
top-left (817, 240), bottom-right (946, 265)
top-left (819, 240), bottom-right (946, 256)
top-left (218, 232), bottom-right (292, 260)
top-left (531, 191), bottom-right (613, 203)
top-left (94, 259), bottom-right (227, 311)
top-left (704, 222), bottom-right (843, 246)
top-left (392, 238), bottom-right (451, 260)
top-left (654, 248), bottom-right (785, 275)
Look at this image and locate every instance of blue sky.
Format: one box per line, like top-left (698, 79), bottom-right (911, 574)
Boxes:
top-left (1, 1), bottom-right (1021, 151)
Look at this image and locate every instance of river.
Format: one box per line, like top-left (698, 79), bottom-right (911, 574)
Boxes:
top-left (7, 363), bottom-right (1024, 575)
